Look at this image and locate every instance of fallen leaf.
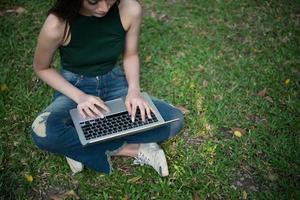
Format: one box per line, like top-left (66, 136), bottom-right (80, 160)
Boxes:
top-left (0, 83), bottom-right (8, 92)
top-left (1, 6), bottom-right (27, 16)
top-left (257, 88), bottom-right (267, 97)
top-left (145, 55), bottom-right (152, 63)
top-left (234, 130), bottom-right (242, 137)
top-left (268, 173), bottom-right (278, 182)
top-left (232, 128), bottom-right (246, 137)
top-left (190, 83), bottom-right (196, 89)
top-left (202, 80), bottom-right (208, 88)
top-left (264, 96), bottom-right (274, 103)
top-left (284, 78), bottom-right (290, 85)
top-left (24, 174), bottom-right (33, 183)
top-left (242, 190), bottom-right (248, 199)
top-left (127, 176), bottom-right (141, 183)
top-left (177, 105), bottom-right (190, 114)
top-left (176, 52), bottom-right (185, 58)
top-left (158, 14), bottom-right (171, 22)
top-left (194, 192), bottom-right (200, 200)
top-left (14, 6), bottom-right (27, 14)
top-left (49, 190), bottom-right (80, 200)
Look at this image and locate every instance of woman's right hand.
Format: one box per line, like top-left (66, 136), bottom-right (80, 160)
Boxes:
top-left (76, 93), bottom-right (110, 119)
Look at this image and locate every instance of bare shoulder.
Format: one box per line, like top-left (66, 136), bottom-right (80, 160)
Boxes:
top-left (40, 13), bottom-right (66, 44)
top-left (119, 0), bottom-right (142, 26)
top-left (119, 0), bottom-right (142, 12)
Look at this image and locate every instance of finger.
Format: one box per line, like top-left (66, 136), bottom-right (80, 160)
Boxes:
top-left (83, 106), bottom-right (95, 118)
top-left (139, 104), bottom-right (146, 122)
top-left (144, 103), bottom-right (152, 119)
top-left (125, 100), bottom-right (132, 116)
top-left (89, 104), bottom-right (104, 118)
top-left (131, 103), bottom-right (137, 122)
top-left (149, 105), bottom-right (156, 114)
top-left (94, 97), bottom-right (110, 112)
top-left (78, 106), bottom-right (86, 119)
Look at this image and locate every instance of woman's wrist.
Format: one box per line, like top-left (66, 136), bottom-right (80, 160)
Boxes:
top-left (73, 89), bottom-right (87, 104)
top-left (128, 86), bottom-right (140, 94)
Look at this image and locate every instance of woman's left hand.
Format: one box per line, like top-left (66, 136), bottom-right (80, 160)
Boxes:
top-left (125, 90), bottom-right (155, 122)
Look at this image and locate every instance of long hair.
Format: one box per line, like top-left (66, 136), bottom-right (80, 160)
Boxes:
top-left (48, 0), bottom-right (83, 43)
top-left (48, 0), bottom-right (120, 43)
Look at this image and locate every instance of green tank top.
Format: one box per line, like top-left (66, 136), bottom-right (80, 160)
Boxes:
top-left (59, 3), bottom-right (126, 76)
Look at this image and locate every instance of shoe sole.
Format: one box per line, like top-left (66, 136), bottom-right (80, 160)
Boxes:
top-left (156, 150), bottom-right (169, 177)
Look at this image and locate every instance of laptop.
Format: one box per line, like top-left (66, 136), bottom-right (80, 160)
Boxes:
top-left (69, 92), bottom-right (179, 146)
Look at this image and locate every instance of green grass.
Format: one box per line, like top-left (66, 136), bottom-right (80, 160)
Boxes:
top-left (1, 0), bottom-right (299, 199)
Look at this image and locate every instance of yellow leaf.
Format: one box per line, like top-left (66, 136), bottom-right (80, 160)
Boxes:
top-left (190, 83), bottom-right (195, 89)
top-left (242, 190), bottom-right (247, 199)
top-left (284, 78), bottom-right (290, 85)
top-left (122, 196), bottom-right (128, 200)
top-left (0, 83), bottom-right (8, 92)
top-left (234, 130), bottom-right (242, 137)
top-left (24, 174), bottom-right (33, 183)
top-left (145, 55), bottom-right (152, 63)
top-left (127, 176), bottom-right (141, 183)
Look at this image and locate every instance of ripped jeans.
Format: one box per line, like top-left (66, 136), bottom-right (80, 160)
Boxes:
top-left (31, 66), bottom-right (184, 173)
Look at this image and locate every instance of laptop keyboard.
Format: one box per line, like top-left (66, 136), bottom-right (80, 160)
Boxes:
top-left (79, 110), bottom-right (158, 140)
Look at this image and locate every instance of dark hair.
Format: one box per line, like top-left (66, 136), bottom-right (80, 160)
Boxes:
top-left (48, 0), bottom-right (83, 43)
top-left (48, 0), bottom-right (120, 43)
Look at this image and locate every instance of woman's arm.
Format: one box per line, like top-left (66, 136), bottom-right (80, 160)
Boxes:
top-left (33, 14), bottom-right (109, 118)
top-left (120, 0), bottom-right (154, 122)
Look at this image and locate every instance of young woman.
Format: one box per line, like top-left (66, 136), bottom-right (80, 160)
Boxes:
top-left (31, 0), bottom-right (184, 177)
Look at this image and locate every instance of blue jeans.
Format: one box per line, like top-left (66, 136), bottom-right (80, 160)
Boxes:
top-left (31, 66), bottom-right (184, 173)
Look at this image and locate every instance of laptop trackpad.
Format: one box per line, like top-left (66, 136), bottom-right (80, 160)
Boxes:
top-left (103, 98), bottom-right (127, 116)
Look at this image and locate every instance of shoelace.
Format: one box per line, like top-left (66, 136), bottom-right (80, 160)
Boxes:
top-left (133, 153), bottom-right (150, 166)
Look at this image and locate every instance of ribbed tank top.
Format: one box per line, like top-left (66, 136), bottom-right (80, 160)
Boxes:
top-left (59, 3), bottom-right (126, 76)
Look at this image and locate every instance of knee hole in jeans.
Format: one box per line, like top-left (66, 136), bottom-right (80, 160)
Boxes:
top-left (32, 112), bottom-right (51, 137)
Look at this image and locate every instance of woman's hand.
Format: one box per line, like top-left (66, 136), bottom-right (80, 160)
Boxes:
top-left (77, 93), bottom-right (110, 119)
top-left (125, 90), bottom-right (155, 122)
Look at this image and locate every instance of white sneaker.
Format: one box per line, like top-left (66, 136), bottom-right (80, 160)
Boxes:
top-left (133, 143), bottom-right (169, 177)
top-left (66, 157), bottom-right (83, 174)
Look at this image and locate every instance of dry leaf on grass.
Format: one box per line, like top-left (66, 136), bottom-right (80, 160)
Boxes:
top-left (242, 190), bottom-right (248, 199)
top-left (202, 80), bottom-right (208, 88)
top-left (14, 6), bottom-right (27, 14)
top-left (127, 176), bottom-right (142, 183)
top-left (194, 192), bottom-right (201, 200)
top-left (257, 88), bottom-right (267, 97)
top-left (177, 105), bottom-right (190, 114)
top-left (264, 96), bottom-right (274, 103)
top-left (2, 6), bottom-right (27, 15)
top-left (0, 83), bottom-right (8, 92)
top-left (49, 190), bottom-right (80, 200)
top-left (122, 196), bottom-right (129, 200)
top-left (145, 55), bottom-right (152, 63)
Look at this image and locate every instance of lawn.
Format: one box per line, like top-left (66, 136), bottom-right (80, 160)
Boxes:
top-left (0, 0), bottom-right (299, 199)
